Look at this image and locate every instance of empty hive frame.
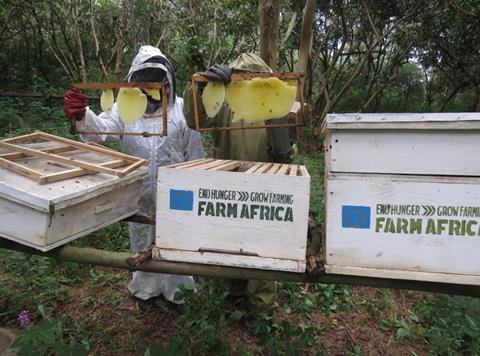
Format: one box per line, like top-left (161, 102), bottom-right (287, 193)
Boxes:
top-left (0, 131), bottom-right (147, 184)
top-left (191, 72), bottom-right (305, 132)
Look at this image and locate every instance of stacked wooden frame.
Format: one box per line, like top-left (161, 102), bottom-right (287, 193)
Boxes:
top-left (0, 131), bottom-right (147, 184)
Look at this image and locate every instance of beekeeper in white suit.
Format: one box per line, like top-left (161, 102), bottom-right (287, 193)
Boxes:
top-left (64, 45), bottom-right (204, 309)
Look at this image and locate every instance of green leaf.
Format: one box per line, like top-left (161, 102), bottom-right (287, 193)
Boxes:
top-left (230, 310), bottom-right (244, 321)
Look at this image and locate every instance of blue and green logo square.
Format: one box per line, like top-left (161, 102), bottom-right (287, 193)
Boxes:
top-left (342, 205), bottom-right (370, 229)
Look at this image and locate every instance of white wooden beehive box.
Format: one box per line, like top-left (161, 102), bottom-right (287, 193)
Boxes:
top-left (0, 142), bottom-right (148, 251)
top-left (154, 159), bottom-right (310, 272)
top-left (324, 113), bottom-right (480, 285)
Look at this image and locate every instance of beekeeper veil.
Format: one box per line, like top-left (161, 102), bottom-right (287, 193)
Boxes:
top-left (126, 45), bottom-right (177, 113)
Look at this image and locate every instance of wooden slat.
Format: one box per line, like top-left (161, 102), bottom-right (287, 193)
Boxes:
top-left (208, 161), bottom-right (241, 172)
top-left (167, 158), bottom-right (206, 168)
top-left (257, 163), bottom-right (273, 174)
top-left (0, 157), bottom-right (42, 182)
top-left (77, 131), bottom-right (166, 137)
top-left (276, 164), bottom-right (290, 175)
top-left (299, 166), bottom-right (309, 177)
top-left (120, 159), bottom-right (147, 175)
top-left (172, 159), bottom-right (215, 169)
top-left (38, 159), bottom-right (127, 184)
top-left (244, 162), bottom-right (264, 174)
top-left (71, 82), bottom-right (164, 90)
top-left (0, 145), bottom-right (77, 160)
top-left (192, 72), bottom-right (303, 83)
top-left (2, 132), bottom-right (41, 143)
top-left (188, 160), bottom-right (231, 170)
top-left (289, 165), bottom-right (298, 176)
top-left (266, 163), bottom-right (282, 174)
top-left (0, 141), bottom-right (125, 177)
top-left (86, 142), bottom-right (114, 150)
top-left (34, 131), bottom-right (141, 163)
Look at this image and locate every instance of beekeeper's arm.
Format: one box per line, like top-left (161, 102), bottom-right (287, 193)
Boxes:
top-left (63, 89), bottom-right (123, 144)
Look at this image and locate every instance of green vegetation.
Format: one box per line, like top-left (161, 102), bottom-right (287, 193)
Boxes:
top-left (1, 0), bottom-right (480, 354)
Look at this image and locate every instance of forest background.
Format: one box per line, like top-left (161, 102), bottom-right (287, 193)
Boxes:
top-left (0, 0), bottom-right (480, 355)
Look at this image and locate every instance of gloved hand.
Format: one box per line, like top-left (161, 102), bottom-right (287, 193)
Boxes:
top-left (64, 89), bottom-right (88, 121)
top-left (201, 64), bottom-right (231, 84)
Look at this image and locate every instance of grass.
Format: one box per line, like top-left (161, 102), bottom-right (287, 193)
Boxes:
top-left (0, 102), bottom-right (479, 354)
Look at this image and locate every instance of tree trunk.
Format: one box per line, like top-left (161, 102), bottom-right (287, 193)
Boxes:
top-left (298, 0), bottom-right (316, 77)
top-left (297, 0), bottom-right (316, 141)
top-left (258, 0), bottom-right (281, 69)
top-left (114, 1), bottom-right (128, 81)
top-left (72, 1), bottom-right (87, 82)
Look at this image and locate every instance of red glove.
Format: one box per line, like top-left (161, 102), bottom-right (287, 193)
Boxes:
top-left (64, 89), bottom-right (88, 121)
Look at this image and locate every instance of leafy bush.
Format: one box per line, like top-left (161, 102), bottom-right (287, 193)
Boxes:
top-left (417, 295), bottom-right (480, 355)
top-left (13, 306), bottom-right (88, 356)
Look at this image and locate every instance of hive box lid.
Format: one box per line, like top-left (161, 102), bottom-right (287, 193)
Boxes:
top-left (0, 166), bottom-right (148, 212)
top-left (324, 113), bottom-right (480, 130)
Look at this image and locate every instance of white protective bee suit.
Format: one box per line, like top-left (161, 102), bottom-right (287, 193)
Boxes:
top-left (76, 45), bottom-right (204, 302)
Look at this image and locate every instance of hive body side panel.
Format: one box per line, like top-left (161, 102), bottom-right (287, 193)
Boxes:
top-left (329, 130), bottom-right (480, 176)
top-left (46, 180), bottom-right (143, 245)
top-left (326, 174), bottom-right (480, 279)
top-left (156, 167), bottom-right (310, 265)
top-left (0, 197), bottom-right (48, 248)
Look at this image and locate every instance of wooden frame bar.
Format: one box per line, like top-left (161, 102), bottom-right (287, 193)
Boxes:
top-left (71, 83), bottom-right (169, 137)
top-left (191, 72), bottom-right (305, 132)
top-left (0, 157), bottom-right (43, 181)
top-left (71, 82), bottom-right (164, 90)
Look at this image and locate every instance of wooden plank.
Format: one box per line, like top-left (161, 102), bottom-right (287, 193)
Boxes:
top-left (256, 163), bottom-right (273, 174)
top-left (329, 130), bottom-right (480, 176)
top-left (33, 131), bottom-right (141, 163)
top-left (2, 132), bottom-right (41, 143)
top-left (325, 265), bottom-right (480, 286)
top-left (77, 131), bottom-right (166, 137)
top-left (266, 163), bottom-right (281, 174)
top-left (0, 157), bottom-right (42, 182)
top-left (71, 82), bottom-right (164, 90)
top-left (276, 164), bottom-right (290, 175)
top-left (172, 158), bottom-right (215, 169)
top-left (325, 112), bottom-right (480, 125)
top-left (244, 162), bottom-right (264, 174)
top-left (324, 122), bottom-right (480, 131)
top-left (299, 166), bottom-right (309, 177)
top-left (289, 165), bottom-right (298, 176)
top-left (39, 159), bottom-right (127, 184)
top-left (208, 161), bottom-right (241, 171)
top-left (154, 249), bottom-right (305, 273)
top-left (119, 159), bottom-right (147, 175)
top-left (188, 160), bottom-right (231, 170)
top-left (0, 141), bottom-right (125, 177)
top-left (192, 72), bottom-right (303, 83)
top-left (326, 173), bottom-right (480, 278)
top-left (0, 145), bottom-right (77, 160)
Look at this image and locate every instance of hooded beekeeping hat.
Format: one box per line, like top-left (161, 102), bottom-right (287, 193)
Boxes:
top-left (230, 53), bottom-right (273, 73)
top-left (126, 45), bottom-right (176, 107)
